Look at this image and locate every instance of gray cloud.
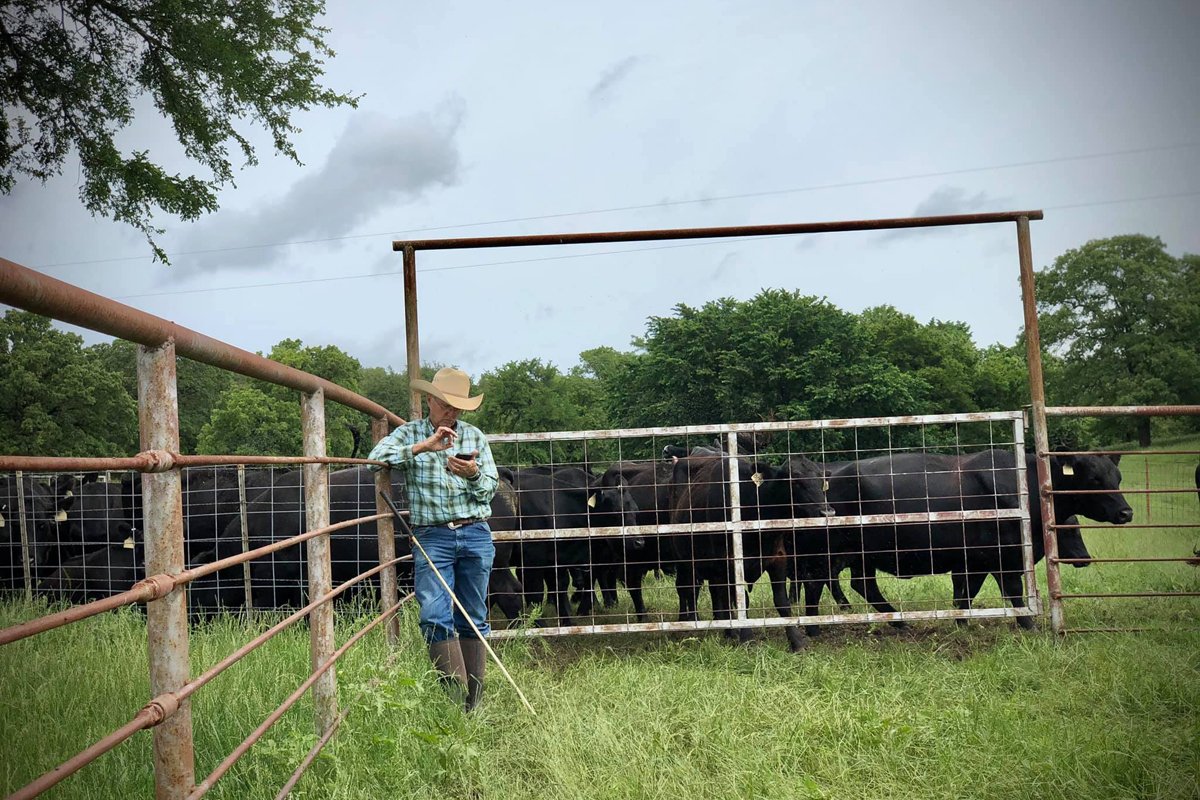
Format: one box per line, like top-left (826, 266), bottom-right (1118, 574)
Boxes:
top-left (879, 186), bottom-right (1011, 242)
top-left (170, 107), bottom-right (463, 275)
top-left (589, 56), bottom-right (641, 107)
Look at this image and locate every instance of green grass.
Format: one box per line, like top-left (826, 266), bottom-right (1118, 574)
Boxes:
top-left (2, 441), bottom-right (1198, 799)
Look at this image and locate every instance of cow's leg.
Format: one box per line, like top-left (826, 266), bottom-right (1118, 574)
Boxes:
top-left (952, 570), bottom-right (987, 627)
top-left (766, 558), bottom-right (806, 652)
top-left (550, 566), bottom-right (575, 626)
top-left (849, 566), bottom-right (907, 628)
top-left (801, 578), bottom-right (826, 638)
top-left (675, 559), bottom-right (699, 622)
top-left (996, 569), bottom-right (1037, 630)
top-left (625, 564), bottom-right (649, 621)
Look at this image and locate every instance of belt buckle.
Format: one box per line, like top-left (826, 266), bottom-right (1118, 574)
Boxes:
top-left (447, 518), bottom-right (470, 530)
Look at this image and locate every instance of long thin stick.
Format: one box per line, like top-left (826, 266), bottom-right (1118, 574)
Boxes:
top-left (382, 495), bottom-right (536, 715)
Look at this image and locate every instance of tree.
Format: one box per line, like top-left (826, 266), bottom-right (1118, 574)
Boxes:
top-left (195, 339), bottom-right (364, 456)
top-left (859, 305), bottom-right (980, 413)
top-left (0, 311), bottom-right (137, 456)
top-left (1037, 235), bottom-right (1200, 446)
top-left (91, 339), bottom-right (232, 453)
top-left (1, 0), bottom-right (357, 261)
top-left (611, 291), bottom-right (926, 431)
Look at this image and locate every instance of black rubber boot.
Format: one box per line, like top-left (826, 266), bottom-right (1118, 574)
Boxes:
top-left (428, 639), bottom-right (467, 705)
top-left (460, 637), bottom-right (487, 712)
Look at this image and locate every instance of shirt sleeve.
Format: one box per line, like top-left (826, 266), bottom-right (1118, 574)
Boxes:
top-left (367, 422), bottom-right (419, 472)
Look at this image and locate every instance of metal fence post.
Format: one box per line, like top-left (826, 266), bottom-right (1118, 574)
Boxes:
top-left (15, 471), bottom-right (32, 601)
top-left (137, 339), bottom-right (195, 799)
top-left (372, 416), bottom-right (401, 646)
top-left (726, 432), bottom-right (748, 624)
top-left (236, 465), bottom-right (253, 614)
top-left (403, 245), bottom-right (422, 420)
top-left (301, 389), bottom-right (337, 735)
top-left (1016, 216), bottom-right (1062, 634)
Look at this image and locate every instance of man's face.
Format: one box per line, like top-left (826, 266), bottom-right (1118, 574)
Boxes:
top-left (427, 395), bottom-right (460, 429)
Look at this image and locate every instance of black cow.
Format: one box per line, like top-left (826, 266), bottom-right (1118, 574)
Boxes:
top-left (822, 449), bottom-right (1131, 629)
top-left (0, 474), bottom-right (76, 591)
top-left (502, 465), bottom-right (641, 626)
top-left (667, 455), bottom-right (834, 651)
top-left (58, 478), bottom-right (138, 563)
top-left (188, 466), bottom-right (524, 621)
top-left (38, 541), bottom-right (145, 605)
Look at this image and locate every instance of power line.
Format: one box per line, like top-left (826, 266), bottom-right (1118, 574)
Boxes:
top-left (111, 188), bottom-right (1200, 302)
top-left (41, 141), bottom-right (1200, 270)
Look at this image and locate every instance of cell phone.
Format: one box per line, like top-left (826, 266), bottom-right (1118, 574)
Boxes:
top-left (456, 452), bottom-right (476, 461)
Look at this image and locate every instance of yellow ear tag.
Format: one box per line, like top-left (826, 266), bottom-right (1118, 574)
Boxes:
top-left (822, 480), bottom-right (830, 492)
top-left (587, 494), bottom-right (597, 509)
top-left (0, 512), bottom-right (6, 529)
top-left (751, 472), bottom-right (764, 487)
top-left (55, 510), bottom-right (68, 522)
top-left (1061, 464), bottom-right (1075, 476)
top-left (123, 537), bottom-right (135, 550)
top-left (66, 490), bottom-right (74, 498)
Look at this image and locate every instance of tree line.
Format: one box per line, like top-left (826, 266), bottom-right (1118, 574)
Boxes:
top-left (2, 235), bottom-right (1196, 459)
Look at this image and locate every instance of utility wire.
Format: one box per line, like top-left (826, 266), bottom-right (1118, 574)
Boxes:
top-left (41, 141), bottom-right (1200, 270)
top-left (111, 188), bottom-right (1200, 302)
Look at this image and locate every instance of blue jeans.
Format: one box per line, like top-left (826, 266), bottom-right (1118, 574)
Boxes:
top-left (411, 522), bottom-right (495, 643)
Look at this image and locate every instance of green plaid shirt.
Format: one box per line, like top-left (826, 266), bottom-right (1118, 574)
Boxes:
top-left (367, 418), bottom-right (498, 528)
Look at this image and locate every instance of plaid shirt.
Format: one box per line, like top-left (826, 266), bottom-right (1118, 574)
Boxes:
top-left (367, 417), bottom-right (498, 528)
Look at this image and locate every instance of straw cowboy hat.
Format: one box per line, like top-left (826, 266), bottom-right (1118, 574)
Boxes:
top-left (410, 367), bottom-right (484, 411)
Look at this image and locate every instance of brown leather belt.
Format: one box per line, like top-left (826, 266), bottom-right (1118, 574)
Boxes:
top-left (445, 517), bottom-right (482, 530)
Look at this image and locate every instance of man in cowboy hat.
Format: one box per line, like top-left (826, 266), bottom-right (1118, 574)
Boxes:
top-left (368, 367), bottom-right (499, 711)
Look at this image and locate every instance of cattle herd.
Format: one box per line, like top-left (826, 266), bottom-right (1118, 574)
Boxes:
top-left (0, 441), bottom-right (1137, 649)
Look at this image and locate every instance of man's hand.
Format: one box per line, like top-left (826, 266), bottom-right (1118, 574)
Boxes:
top-left (414, 426), bottom-right (457, 454)
top-left (448, 451), bottom-right (481, 479)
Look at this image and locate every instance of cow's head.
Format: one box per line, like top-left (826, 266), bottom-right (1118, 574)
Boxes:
top-left (591, 473), bottom-right (645, 551)
top-left (0, 475), bottom-right (73, 546)
top-left (784, 455), bottom-right (836, 519)
top-left (1050, 453), bottom-right (1134, 525)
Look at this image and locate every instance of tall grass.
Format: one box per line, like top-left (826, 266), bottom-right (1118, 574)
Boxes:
top-left (2, 442), bottom-right (1198, 799)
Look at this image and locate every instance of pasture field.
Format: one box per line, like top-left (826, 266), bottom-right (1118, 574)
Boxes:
top-left (1, 441), bottom-right (1197, 799)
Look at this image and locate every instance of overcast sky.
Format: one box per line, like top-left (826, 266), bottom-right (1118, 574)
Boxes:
top-left (3, 1), bottom-right (1198, 385)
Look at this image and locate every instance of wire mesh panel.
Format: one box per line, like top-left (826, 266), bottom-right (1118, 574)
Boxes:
top-left (483, 411), bottom-right (1039, 644)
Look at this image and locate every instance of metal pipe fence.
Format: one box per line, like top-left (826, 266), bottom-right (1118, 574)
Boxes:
top-left (1041, 408), bottom-right (1200, 635)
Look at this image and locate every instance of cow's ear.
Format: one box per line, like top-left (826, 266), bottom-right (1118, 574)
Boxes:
top-left (1107, 453), bottom-right (1122, 466)
top-left (1051, 453), bottom-right (1077, 477)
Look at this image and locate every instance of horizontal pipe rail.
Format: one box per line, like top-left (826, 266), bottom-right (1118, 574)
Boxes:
top-left (275, 706), bottom-right (351, 800)
top-left (1045, 405), bottom-right (1200, 417)
top-left (188, 595), bottom-right (413, 799)
top-left (394, 211), bottom-right (1045, 251)
top-left (1053, 523), bottom-right (1199, 529)
top-left (1056, 556), bottom-right (1200, 564)
top-left (0, 452), bottom-right (382, 473)
top-left (1057, 592), bottom-right (1200, 599)
top-left (1052, 488), bottom-right (1198, 495)
top-left (488, 410), bottom-right (1025, 442)
top-left (1062, 627), bottom-right (1153, 634)
top-left (5, 559), bottom-right (410, 799)
top-left (491, 604), bottom-right (1034, 639)
top-left (0, 512), bottom-right (392, 645)
top-left (0, 258), bottom-right (404, 427)
top-left (1040, 449), bottom-right (1200, 457)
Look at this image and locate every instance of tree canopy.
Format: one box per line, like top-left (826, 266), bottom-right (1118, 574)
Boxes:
top-left (0, 0), bottom-right (357, 261)
top-left (1037, 234), bottom-right (1200, 445)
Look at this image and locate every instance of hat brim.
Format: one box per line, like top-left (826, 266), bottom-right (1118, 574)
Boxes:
top-left (410, 379), bottom-right (484, 411)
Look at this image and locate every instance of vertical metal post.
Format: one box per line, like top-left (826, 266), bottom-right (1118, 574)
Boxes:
top-left (403, 245), bottom-right (422, 421)
top-left (237, 465), bottom-right (253, 613)
top-left (302, 389), bottom-right (337, 735)
top-left (1012, 415), bottom-right (1039, 617)
top-left (372, 417), bottom-right (401, 646)
top-left (15, 471), bottom-right (32, 601)
top-left (726, 432), bottom-right (748, 623)
top-left (137, 340), bottom-right (195, 800)
top-left (1016, 216), bottom-right (1062, 634)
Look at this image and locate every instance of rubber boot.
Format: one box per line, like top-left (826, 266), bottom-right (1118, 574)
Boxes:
top-left (428, 639), bottom-right (467, 705)
top-left (460, 636), bottom-right (487, 712)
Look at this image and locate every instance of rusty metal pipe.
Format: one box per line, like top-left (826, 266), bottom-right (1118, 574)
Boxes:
top-left (301, 390), bottom-right (337, 737)
top-left (0, 258), bottom-right (405, 427)
top-left (372, 417), bottom-right (401, 646)
top-left (1058, 592), bottom-right (1200, 599)
top-left (1045, 405), bottom-right (1200, 417)
top-left (0, 453), bottom-right (382, 473)
top-left (274, 706), bottom-right (351, 800)
top-left (187, 595), bottom-right (413, 799)
top-left (393, 211), bottom-right (1045, 251)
